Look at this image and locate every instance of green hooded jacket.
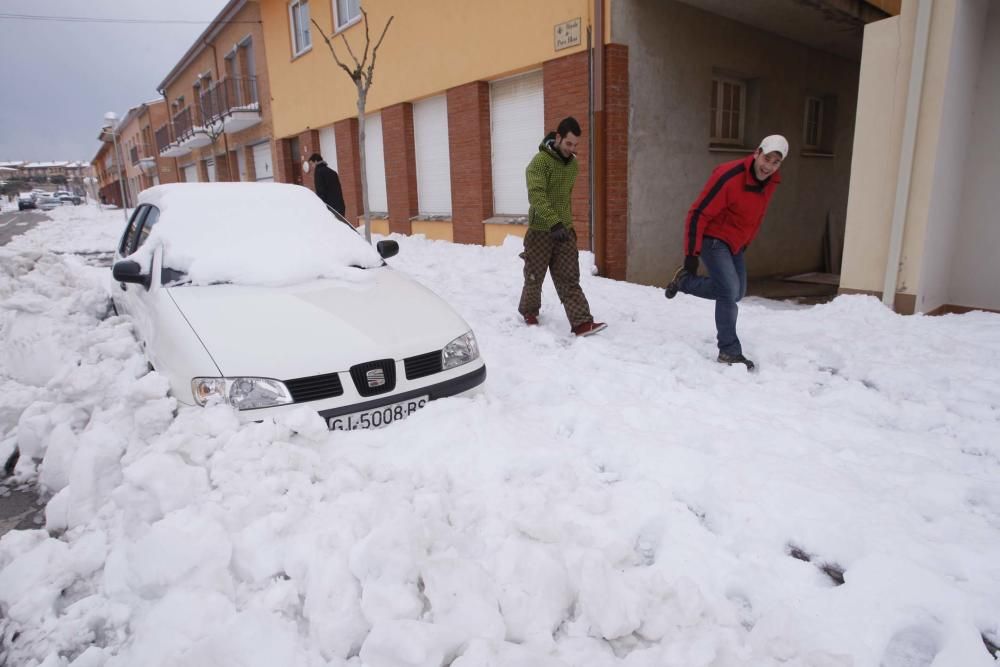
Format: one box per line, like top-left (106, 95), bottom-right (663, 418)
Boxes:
top-left (525, 132), bottom-right (578, 232)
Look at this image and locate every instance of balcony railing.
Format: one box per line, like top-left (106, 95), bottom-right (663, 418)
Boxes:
top-left (172, 106), bottom-right (195, 141)
top-left (199, 77), bottom-right (261, 133)
top-left (155, 124), bottom-right (172, 153)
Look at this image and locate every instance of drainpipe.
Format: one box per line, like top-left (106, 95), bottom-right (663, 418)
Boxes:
top-left (592, 0), bottom-right (606, 275)
top-left (882, 0), bottom-right (933, 311)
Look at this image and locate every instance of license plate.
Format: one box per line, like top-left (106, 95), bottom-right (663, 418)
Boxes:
top-left (328, 395), bottom-right (429, 431)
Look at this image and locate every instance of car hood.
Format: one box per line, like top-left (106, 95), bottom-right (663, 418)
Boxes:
top-left (166, 267), bottom-right (471, 379)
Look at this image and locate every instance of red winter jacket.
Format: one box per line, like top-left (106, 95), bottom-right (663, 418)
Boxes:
top-left (683, 154), bottom-right (781, 256)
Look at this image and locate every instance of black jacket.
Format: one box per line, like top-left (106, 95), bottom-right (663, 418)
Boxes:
top-left (313, 161), bottom-right (345, 217)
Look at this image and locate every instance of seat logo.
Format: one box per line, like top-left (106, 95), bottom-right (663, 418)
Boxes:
top-left (366, 368), bottom-right (386, 388)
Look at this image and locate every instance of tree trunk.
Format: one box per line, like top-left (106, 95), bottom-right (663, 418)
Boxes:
top-left (356, 87), bottom-right (371, 242)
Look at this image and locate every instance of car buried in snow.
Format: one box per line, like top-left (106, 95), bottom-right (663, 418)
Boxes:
top-left (109, 183), bottom-right (485, 430)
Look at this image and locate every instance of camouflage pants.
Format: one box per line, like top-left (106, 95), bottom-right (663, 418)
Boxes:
top-left (518, 227), bottom-right (593, 327)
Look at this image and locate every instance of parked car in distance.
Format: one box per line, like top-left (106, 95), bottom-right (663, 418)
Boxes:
top-left (35, 194), bottom-right (61, 210)
top-left (57, 193), bottom-right (82, 205)
top-left (17, 194), bottom-right (37, 210)
top-left (110, 183), bottom-right (486, 430)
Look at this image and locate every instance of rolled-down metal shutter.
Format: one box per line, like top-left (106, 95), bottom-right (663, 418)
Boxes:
top-left (363, 112), bottom-right (388, 213)
top-left (252, 142), bottom-right (273, 182)
top-left (319, 125), bottom-right (338, 172)
top-left (413, 95), bottom-right (452, 216)
top-left (490, 70), bottom-right (543, 215)
top-left (205, 159), bottom-right (216, 183)
top-left (182, 164), bottom-right (199, 183)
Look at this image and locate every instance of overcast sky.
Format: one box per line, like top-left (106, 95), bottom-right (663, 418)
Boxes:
top-left (0, 1), bottom-right (230, 163)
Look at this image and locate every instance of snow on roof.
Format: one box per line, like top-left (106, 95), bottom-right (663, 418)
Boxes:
top-left (135, 183), bottom-right (383, 286)
top-left (24, 161), bottom-right (70, 168)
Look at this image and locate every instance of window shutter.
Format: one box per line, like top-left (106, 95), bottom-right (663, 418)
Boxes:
top-left (490, 70), bottom-right (544, 215)
top-left (413, 95), bottom-right (452, 215)
top-left (364, 112), bottom-right (388, 213)
top-left (319, 126), bottom-right (338, 172)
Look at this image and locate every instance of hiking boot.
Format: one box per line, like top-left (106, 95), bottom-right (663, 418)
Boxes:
top-left (523, 314), bottom-right (539, 326)
top-left (718, 351), bottom-right (755, 371)
top-left (572, 321), bottom-right (607, 337)
top-left (664, 266), bottom-right (688, 299)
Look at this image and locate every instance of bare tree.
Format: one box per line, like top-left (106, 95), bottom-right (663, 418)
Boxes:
top-left (311, 9), bottom-right (393, 242)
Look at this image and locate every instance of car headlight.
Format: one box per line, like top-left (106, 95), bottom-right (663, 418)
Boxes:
top-left (442, 331), bottom-right (479, 371)
top-left (191, 377), bottom-right (293, 410)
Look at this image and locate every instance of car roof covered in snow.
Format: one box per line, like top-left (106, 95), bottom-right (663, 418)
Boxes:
top-left (133, 182), bottom-right (384, 286)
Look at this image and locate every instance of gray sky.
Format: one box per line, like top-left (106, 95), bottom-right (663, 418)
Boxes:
top-left (0, 1), bottom-right (230, 163)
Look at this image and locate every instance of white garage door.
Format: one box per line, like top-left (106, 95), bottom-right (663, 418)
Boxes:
top-left (490, 69), bottom-right (543, 215)
top-left (252, 142), bottom-right (274, 182)
top-left (413, 95), bottom-right (452, 215)
top-left (363, 112), bottom-right (388, 213)
top-left (319, 125), bottom-right (338, 172)
top-left (205, 159), bottom-right (216, 183)
top-left (182, 164), bottom-right (199, 183)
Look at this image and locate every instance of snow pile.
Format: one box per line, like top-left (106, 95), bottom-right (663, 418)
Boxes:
top-left (1, 207), bottom-right (1000, 666)
top-left (134, 183), bottom-right (383, 286)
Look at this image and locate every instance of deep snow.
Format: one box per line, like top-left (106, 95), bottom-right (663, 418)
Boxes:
top-left (0, 202), bottom-right (998, 667)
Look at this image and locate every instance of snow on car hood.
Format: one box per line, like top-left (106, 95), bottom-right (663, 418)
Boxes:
top-left (166, 267), bottom-right (471, 379)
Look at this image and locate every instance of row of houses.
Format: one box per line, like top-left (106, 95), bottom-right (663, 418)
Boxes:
top-left (93, 0), bottom-right (1000, 314)
top-left (0, 161), bottom-right (93, 182)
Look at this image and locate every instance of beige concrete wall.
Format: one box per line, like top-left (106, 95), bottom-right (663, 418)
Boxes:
top-left (614, 0), bottom-right (861, 286)
top-left (948, 2), bottom-right (1000, 310)
top-left (842, 0), bottom-right (994, 312)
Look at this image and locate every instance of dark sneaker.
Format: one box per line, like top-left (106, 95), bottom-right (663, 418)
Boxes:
top-left (664, 266), bottom-right (688, 299)
top-left (572, 321), bottom-right (607, 337)
top-left (523, 314), bottom-right (539, 326)
top-left (718, 351), bottom-right (755, 371)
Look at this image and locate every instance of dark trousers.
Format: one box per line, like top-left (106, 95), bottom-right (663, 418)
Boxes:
top-left (518, 228), bottom-right (593, 327)
top-left (679, 236), bottom-right (747, 355)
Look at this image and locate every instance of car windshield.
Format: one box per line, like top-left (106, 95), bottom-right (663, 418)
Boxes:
top-left (132, 183), bottom-right (384, 288)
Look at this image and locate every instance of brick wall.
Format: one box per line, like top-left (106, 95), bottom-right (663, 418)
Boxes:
top-left (274, 138), bottom-right (295, 184)
top-left (603, 44), bottom-right (629, 281)
top-left (335, 118), bottom-right (362, 222)
top-left (382, 103), bottom-right (418, 234)
top-left (447, 81), bottom-right (492, 245)
top-left (543, 51), bottom-right (591, 250)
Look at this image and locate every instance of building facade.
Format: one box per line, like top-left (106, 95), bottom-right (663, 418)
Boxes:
top-left (92, 138), bottom-right (125, 208)
top-left (155, 0), bottom-right (276, 187)
top-left (257, 0), bottom-right (895, 282)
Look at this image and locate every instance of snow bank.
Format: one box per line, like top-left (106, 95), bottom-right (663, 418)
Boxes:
top-left (1, 207), bottom-right (999, 666)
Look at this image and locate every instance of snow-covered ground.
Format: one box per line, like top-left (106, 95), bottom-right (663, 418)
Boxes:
top-left (1, 202), bottom-right (999, 667)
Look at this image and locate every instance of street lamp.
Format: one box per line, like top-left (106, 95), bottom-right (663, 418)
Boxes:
top-left (102, 111), bottom-right (129, 222)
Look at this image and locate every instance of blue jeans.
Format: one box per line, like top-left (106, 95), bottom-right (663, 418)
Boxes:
top-left (678, 237), bottom-right (747, 356)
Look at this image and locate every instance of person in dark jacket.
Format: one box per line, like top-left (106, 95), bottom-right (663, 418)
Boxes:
top-left (518, 116), bottom-right (606, 337)
top-left (308, 153), bottom-right (345, 217)
top-left (663, 134), bottom-right (788, 371)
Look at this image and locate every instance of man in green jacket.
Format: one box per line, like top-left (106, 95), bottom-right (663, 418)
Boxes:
top-left (518, 117), bottom-right (607, 337)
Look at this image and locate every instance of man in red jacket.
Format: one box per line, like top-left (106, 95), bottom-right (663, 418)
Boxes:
top-left (664, 135), bottom-right (788, 371)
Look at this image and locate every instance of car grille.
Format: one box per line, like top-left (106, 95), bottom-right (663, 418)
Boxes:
top-left (350, 359), bottom-right (397, 397)
top-left (284, 372), bottom-right (344, 403)
top-left (404, 350), bottom-right (443, 380)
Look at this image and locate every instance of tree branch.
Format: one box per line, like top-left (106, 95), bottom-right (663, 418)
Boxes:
top-left (311, 18), bottom-right (358, 82)
top-left (365, 15), bottom-right (394, 93)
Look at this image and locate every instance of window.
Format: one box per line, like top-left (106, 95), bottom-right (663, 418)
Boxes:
top-left (334, 0), bottom-right (360, 30)
top-left (710, 77), bottom-right (746, 145)
top-left (119, 205), bottom-right (149, 255)
top-left (804, 97), bottom-right (823, 150)
top-left (289, 0), bottom-right (312, 56)
top-left (134, 207), bottom-right (160, 252)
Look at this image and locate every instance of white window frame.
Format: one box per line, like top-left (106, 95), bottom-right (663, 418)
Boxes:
top-left (710, 76), bottom-right (746, 146)
top-left (289, 0), bottom-right (312, 58)
top-left (333, 0), bottom-right (361, 31)
top-left (803, 96), bottom-right (824, 151)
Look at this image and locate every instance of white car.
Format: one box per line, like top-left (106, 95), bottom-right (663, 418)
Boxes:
top-left (110, 183), bottom-right (485, 430)
top-left (36, 194), bottom-right (61, 210)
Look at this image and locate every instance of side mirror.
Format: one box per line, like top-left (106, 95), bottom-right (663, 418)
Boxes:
top-left (112, 260), bottom-right (151, 289)
top-left (376, 240), bottom-right (399, 260)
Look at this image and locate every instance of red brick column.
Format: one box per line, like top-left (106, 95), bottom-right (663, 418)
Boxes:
top-left (382, 103), bottom-right (418, 235)
top-left (243, 146), bottom-right (257, 181)
top-left (335, 118), bottom-right (362, 223)
top-left (543, 51), bottom-right (590, 250)
top-left (274, 138), bottom-right (295, 184)
top-left (603, 44), bottom-right (629, 281)
top-left (447, 81), bottom-right (492, 245)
